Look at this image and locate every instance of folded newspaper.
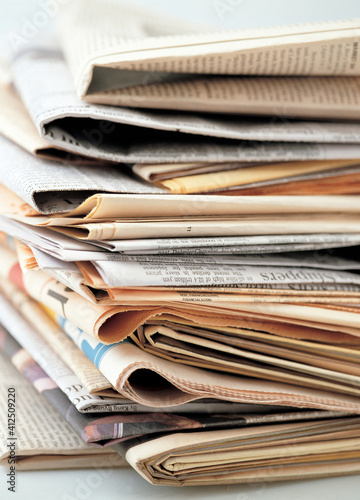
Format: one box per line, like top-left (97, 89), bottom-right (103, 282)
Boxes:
top-left (0, 350), bottom-right (127, 470)
top-left (57, 1), bottom-right (360, 119)
top-left (118, 416), bottom-right (360, 486)
top-left (2, 0), bottom-right (360, 488)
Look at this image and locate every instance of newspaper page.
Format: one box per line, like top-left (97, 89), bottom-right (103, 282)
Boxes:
top-left (157, 162), bottom-right (360, 193)
top-left (3, 331), bottom-right (296, 447)
top-left (132, 160), bottom-right (360, 182)
top-left (0, 351), bottom-right (127, 470)
top-left (2, 288), bottom-right (264, 416)
top-left (131, 320), bottom-right (360, 396)
top-left (0, 215), bottom-right (110, 262)
top-left (57, 2), bottom-right (360, 84)
top-left (12, 52), bottom-right (360, 163)
top-left (18, 265), bottom-right (360, 342)
top-left (56, 313), bottom-right (360, 413)
top-left (31, 245), bottom-right (360, 271)
top-left (92, 258), bottom-right (360, 288)
top-left (207, 164), bottom-right (360, 196)
top-left (0, 134), bottom-right (164, 214)
top-left (86, 75), bottom-right (360, 118)
top-left (99, 233), bottom-right (360, 254)
top-left (0, 290), bottom-right (132, 412)
top-left (0, 274), bottom-right (112, 394)
top-left (54, 215), bottom-right (360, 240)
top-left (123, 418), bottom-right (360, 486)
top-left (21, 254), bottom-right (360, 307)
top-left (57, 2), bottom-right (360, 117)
top-left (4, 183), bottom-right (360, 226)
top-left (15, 244), bottom-right (360, 308)
top-left (18, 248), bottom-right (360, 306)
top-left (228, 170), bottom-right (360, 195)
top-left (0, 83), bottom-right (105, 165)
top-left (45, 193), bottom-right (360, 220)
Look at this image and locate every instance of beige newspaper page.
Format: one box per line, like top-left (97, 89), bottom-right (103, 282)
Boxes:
top-left (0, 83), bottom-right (51, 156)
top-left (12, 50), bottom-right (360, 164)
top-left (132, 160), bottom-right (360, 183)
top-left (0, 84), bottom-right (106, 166)
top-left (59, 193), bottom-right (360, 219)
top-left (88, 76), bottom-right (360, 119)
top-left (4, 184), bottom-right (360, 225)
top-left (125, 419), bottom-right (360, 486)
top-left (157, 161), bottom-right (360, 193)
top-left (0, 350), bottom-right (126, 470)
top-left (131, 321), bottom-right (360, 396)
top-left (19, 266), bottom-right (360, 342)
top-left (54, 214), bottom-right (360, 240)
top-left (0, 275), bottom-right (111, 394)
top-left (59, 314), bottom-right (360, 412)
top-left (57, 1), bottom-right (360, 117)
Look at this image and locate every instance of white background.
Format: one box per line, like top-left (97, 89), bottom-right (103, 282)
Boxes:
top-left (0, 0), bottom-right (360, 498)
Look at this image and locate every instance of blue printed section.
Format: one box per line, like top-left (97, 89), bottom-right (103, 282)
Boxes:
top-left (55, 314), bottom-right (124, 369)
top-left (80, 339), bottom-right (115, 368)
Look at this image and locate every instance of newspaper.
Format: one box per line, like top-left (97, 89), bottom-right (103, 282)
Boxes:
top-left (133, 161), bottom-right (360, 185)
top-left (4, 330), bottom-right (351, 475)
top-left (56, 313), bottom-right (360, 413)
top-left (131, 319), bottom-right (360, 396)
top-left (226, 171), bottom-right (360, 196)
top-left (0, 273), bottom-right (111, 394)
top-left (57, 1), bottom-right (360, 118)
top-left (209, 167), bottom-right (360, 196)
top-left (91, 252), bottom-right (360, 285)
top-left (2, 179), bottom-right (360, 223)
top-left (4, 331), bottom-right (298, 447)
top-left (54, 193), bottom-right (360, 219)
top-left (13, 243), bottom-right (360, 310)
top-left (11, 51), bottom-right (360, 164)
top-left (15, 246), bottom-right (360, 307)
top-left (0, 82), bottom-right (107, 166)
top-left (54, 214), bottom-right (360, 240)
top-left (0, 289), bottom-right (131, 412)
top-left (18, 265), bottom-right (360, 342)
top-left (0, 350), bottom-right (127, 470)
top-left (122, 417), bottom-right (360, 486)
top-left (97, 233), bottom-right (360, 253)
top-left (157, 162), bottom-right (360, 194)
top-left (0, 134), bottom-right (164, 214)
top-left (228, 172), bottom-right (360, 195)
top-left (0, 215), bottom-right (109, 262)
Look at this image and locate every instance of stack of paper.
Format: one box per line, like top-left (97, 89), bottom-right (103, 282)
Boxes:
top-left (0, 0), bottom-right (360, 487)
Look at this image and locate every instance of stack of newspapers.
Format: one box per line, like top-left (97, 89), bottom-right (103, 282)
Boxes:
top-left (1, 0), bottom-right (360, 486)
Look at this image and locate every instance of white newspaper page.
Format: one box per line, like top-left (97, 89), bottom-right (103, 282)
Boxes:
top-left (100, 233), bottom-right (360, 254)
top-left (93, 260), bottom-right (360, 288)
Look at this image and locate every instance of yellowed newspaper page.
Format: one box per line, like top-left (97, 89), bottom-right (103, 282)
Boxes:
top-left (125, 419), bottom-right (360, 485)
top-left (158, 160), bottom-right (360, 193)
top-left (132, 160), bottom-right (360, 183)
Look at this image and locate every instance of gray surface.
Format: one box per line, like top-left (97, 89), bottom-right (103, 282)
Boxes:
top-left (1, 466), bottom-right (360, 500)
